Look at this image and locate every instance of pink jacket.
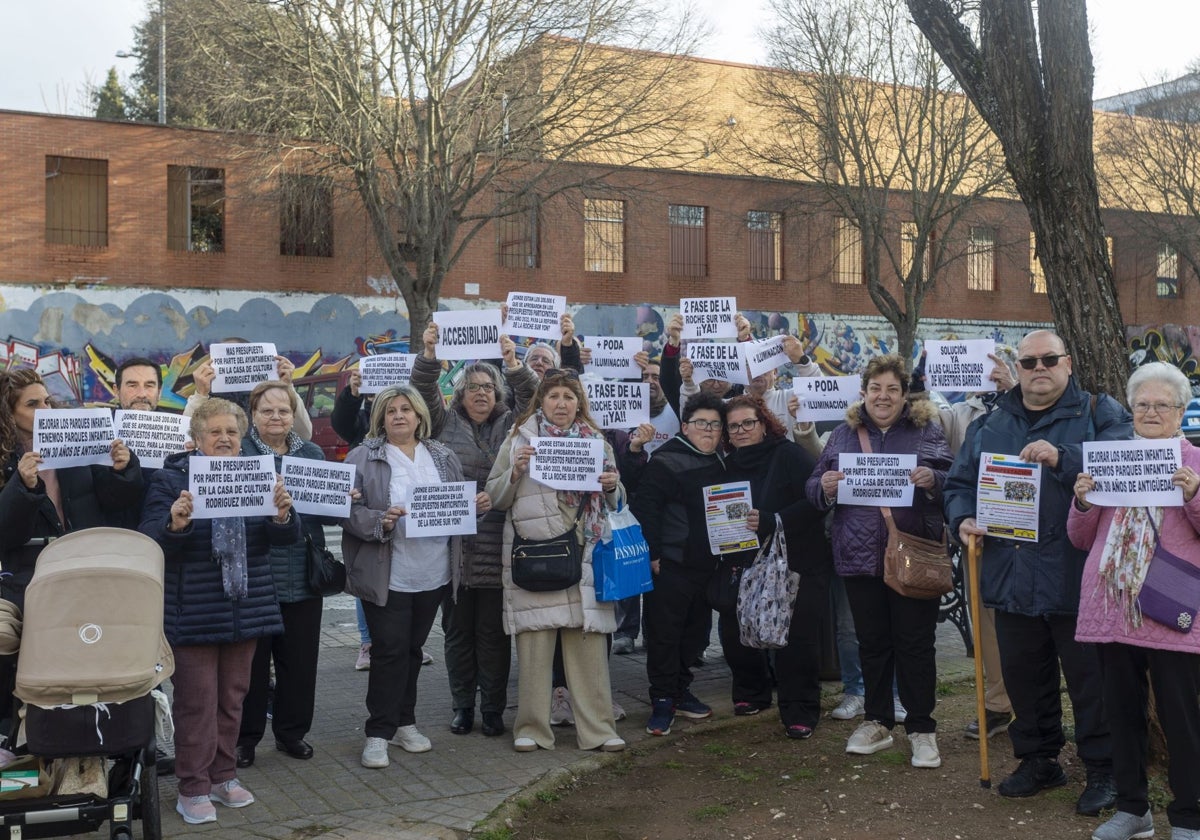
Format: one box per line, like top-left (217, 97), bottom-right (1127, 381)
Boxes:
top-left (1068, 438), bottom-right (1200, 654)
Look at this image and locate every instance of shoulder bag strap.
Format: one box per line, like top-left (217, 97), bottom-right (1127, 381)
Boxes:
top-left (857, 425), bottom-right (899, 538)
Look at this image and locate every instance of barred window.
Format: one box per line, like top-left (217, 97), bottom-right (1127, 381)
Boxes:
top-left (497, 194), bottom-right (539, 269)
top-left (669, 204), bottom-right (707, 277)
top-left (45, 156), bottom-right (108, 247)
top-left (1158, 243), bottom-right (1179, 298)
top-left (967, 227), bottom-right (995, 291)
top-left (833, 217), bottom-right (862, 285)
top-left (280, 174), bottom-right (333, 257)
top-left (168, 166), bottom-right (224, 252)
top-left (747, 210), bottom-right (782, 281)
top-left (584, 199), bottom-right (625, 273)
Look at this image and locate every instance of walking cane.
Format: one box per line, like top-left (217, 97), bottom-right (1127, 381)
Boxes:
top-left (967, 533), bottom-right (990, 788)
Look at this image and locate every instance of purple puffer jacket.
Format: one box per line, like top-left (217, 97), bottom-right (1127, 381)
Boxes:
top-left (806, 399), bottom-right (952, 577)
top-left (1070, 437), bottom-right (1200, 654)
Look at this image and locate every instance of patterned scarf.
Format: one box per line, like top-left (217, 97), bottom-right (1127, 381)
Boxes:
top-left (1096, 505), bottom-right (1162, 630)
top-left (211, 515), bottom-right (248, 601)
top-left (535, 410), bottom-right (616, 544)
top-left (248, 426), bottom-right (306, 457)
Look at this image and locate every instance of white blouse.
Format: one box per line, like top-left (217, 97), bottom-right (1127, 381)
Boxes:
top-left (384, 442), bottom-right (451, 593)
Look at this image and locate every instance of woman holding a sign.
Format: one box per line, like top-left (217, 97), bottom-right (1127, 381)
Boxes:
top-left (486, 369), bottom-right (627, 754)
top-left (139, 397), bottom-right (298, 826)
top-left (1069, 362), bottom-right (1200, 840)
top-left (726, 395), bottom-right (832, 740)
top-left (415, 323), bottom-right (535, 738)
top-left (805, 354), bottom-right (952, 770)
top-left (235, 381), bottom-right (330, 767)
top-left (341, 384), bottom-right (467, 770)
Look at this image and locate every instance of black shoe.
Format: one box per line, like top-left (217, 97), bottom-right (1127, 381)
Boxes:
top-left (235, 744), bottom-right (255, 768)
top-left (450, 708), bottom-right (474, 735)
top-left (1076, 769), bottom-right (1117, 816)
top-left (275, 738), bottom-right (314, 760)
top-left (480, 712), bottom-right (505, 737)
top-left (997, 757), bottom-right (1068, 798)
top-left (155, 748), bottom-right (175, 776)
top-left (965, 710), bottom-right (1013, 740)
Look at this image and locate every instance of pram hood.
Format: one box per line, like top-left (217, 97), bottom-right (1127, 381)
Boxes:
top-left (14, 528), bottom-right (174, 707)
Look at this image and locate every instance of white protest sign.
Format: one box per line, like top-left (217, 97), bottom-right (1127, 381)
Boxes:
top-left (529, 436), bottom-right (604, 491)
top-left (584, 337), bottom-right (642, 380)
top-left (924, 339), bottom-right (996, 393)
top-left (794, 376), bottom-right (861, 422)
top-left (680, 297), bottom-right (737, 340)
top-left (210, 342), bottom-right (279, 393)
top-left (836, 452), bottom-right (917, 506)
top-left (505, 292), bottom-right (566, 341)
top-left (114, 410), bottom-right (190, 469)
top-left (585, 381), bottom-right (651, 430)
top-left (684, 342), bottom-right (749, 385)
top-left (406, 482), bottom-right (478, 537)
top-left (432, 309), bottom-right (504, 361)
top-left (189, 454), bottom-right (278, 519)
top-left (359, 354), bottom-right (417, 395)
top-left (645, 404), bottom-right (680, 455)
top-left (282, 457), bottom-right (356, 518)
top-left (743, 336), bottom-right (790, 379)
top-left (1083, 439), bottom-right (1183, 507)
top-left (33, 408), bottom-right (116, 469)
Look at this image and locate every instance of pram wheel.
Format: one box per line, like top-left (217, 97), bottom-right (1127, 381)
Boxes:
top-left (135, 743), bottom-right (161, 840)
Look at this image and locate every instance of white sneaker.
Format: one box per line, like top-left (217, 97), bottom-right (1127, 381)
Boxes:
top-left (513, 737), bottom-right (538, 752)
top-left (550, 687), bottom-right (575, 726)
top-left (830, 694), bottom-right (865, 720)
top-left (893, 698), bottom-right (908, 724)
top-left (389, 725), bottom-right (432, 753)
top-left (910, 732), bottom-right (941, 768)
top-left (612, 700), bottom-right (627, 722)
top-left (421, 649), bottom-right (434, 665)
top-left (600, 737), bottom-right (626, 752)
top-left (361, 736), bottom-right (389, 768)
top-left (846, 721), bottom-right (894, 755)
top-left (354, 643), bottom-right (371, 671)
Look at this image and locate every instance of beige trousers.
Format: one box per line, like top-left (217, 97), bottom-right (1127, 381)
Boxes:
top-left (514, 628), bottom-right (618, 750)
top-left (964, 562), bottom-right (1012, 714)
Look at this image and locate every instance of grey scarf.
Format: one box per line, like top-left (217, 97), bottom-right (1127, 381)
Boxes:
top-left (211, 517), bottom-right (248, 600)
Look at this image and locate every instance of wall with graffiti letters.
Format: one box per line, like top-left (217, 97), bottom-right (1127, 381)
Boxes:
top-left (1, 285), bottom-right (1194, 409)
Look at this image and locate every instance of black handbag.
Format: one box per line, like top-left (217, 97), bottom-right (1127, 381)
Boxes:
top-left (306, 534), bottom-right (346, 597)
top-left (706, 562), bottom-right (744, 612)
top-left (510, 498), bottom-right (588, 593)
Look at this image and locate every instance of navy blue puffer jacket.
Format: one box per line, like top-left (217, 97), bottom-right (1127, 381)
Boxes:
top-left (140, 450), bottom-right (295, 646)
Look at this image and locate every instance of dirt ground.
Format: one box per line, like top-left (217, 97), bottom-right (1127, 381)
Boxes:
top-left (492, 681), bottom-right (1174, 840)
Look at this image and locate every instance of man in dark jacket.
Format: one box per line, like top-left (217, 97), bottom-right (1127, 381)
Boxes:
top-left (944, 330), bottom-right (1132, 816)
top-left (630, 392), bottom-right (727, 737)
top-left (331, 369), bottom-right (372, 448)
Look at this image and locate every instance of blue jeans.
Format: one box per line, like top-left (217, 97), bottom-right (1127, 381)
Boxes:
top-left (831, 576), bottom-right (863, 696)
top-left (356, 598), bottom-right (371, 645)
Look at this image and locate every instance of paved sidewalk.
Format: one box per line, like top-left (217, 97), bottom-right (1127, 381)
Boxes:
top-left (158, 591), bottom-right (976, 839)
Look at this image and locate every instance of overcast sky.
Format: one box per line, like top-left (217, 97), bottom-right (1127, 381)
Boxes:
top-left (2, 0), bottom-right (1198, 115)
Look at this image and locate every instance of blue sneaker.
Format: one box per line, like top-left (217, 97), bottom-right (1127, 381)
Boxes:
top-left (676, 690), bottom-right (713, 720)
top-left (646, 698), bottom-right (675, 735)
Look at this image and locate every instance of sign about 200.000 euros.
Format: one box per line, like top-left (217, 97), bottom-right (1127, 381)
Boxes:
top-left (406, 482), bottom-right (478, 537)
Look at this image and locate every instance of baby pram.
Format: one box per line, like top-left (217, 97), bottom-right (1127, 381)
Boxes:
top-left (0, 527), bottom-right (173, 839)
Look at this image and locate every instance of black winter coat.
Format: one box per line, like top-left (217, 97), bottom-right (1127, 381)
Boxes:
top-left (0, 452), bottom-right (144, 609)
top-left (140, 450), bottom-right (295, 646)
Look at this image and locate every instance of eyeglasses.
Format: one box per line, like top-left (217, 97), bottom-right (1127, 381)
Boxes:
top-left (1017, 353), bottom-right (1067, 370)
top-left (255, 408), bottom-right (293, 417)
top-left (727, 418), bottom-right (761, 433)
top-left (543, 368), bottom-right (580, 381)
top-left (1132, 402), bottom-right (1182, 414)
top-left (685, 419), bottom-right (722, 431)
top-left (465, 382), bottom-right (496, 393)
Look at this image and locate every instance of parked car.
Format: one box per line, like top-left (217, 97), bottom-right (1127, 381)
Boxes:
top-left (293, 370), bottom-right (352, 462)
top-left (1184, 397), bottom-right (1200, 444)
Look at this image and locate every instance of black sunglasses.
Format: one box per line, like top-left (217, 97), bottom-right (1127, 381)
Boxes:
top-left (543, 368), bottom-right (580, 381)
top-left (1017, 353), bottom-right (1067, 371)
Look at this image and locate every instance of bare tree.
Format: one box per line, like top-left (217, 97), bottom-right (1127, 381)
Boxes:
top-left (1096, 88), bottom-right (1200, 292)
top-left (905, 0), bottom-right (1128, 397)
top-left (749, 0), bottom-right (1007, 360)
top-left (173, 0), bottom-right (702, 343)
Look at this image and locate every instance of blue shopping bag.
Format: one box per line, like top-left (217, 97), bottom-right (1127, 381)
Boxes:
top-left (593, 505), bottom-right (654, 602)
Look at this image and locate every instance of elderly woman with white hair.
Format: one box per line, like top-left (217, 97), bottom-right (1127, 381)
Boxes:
top-left (1070, 361), bottom-right (1200, 840)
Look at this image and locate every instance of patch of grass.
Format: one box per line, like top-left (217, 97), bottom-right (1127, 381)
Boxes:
top-left (793, 768), bottom-right (819, 781)
top-left (692, 804), bottom-right (733, 821)
top-left (1043, 786), bottom-right (1077, 805)
top-left (536, 790), bottom-right (561, 804)
top-left (473, 828), bottom-right (514, 840)
top-left (936, 680), bottom-right (957, 697)
top-left (1147, 771), bottom-right (1172, 812)
top-left (719, 765), bottom-right (759, 783)
top-left (702, 743), bottom-right (738, 758)
top-left (876, 751), bottom-right (908, 766)
top-left (664, 759), bottom-right (685, 770)
top-left (514, 797), bottom-right (533, 813)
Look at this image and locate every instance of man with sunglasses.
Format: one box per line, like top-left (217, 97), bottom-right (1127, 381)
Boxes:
top-left (944, 330), bottom-right (1131, 817)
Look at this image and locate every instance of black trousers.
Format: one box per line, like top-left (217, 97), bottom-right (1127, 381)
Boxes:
top-left (994, 610), bottom-right (1110, 769)
top-left (1100, 642), bottom-right (1200, 829)
top-left (716, 607), bottom-right (771, 708)
top-left (843, 575), bottom-right (939, 734)
top-left (643, 560), bottom-right (712, 702)
top-left (776, 575), bottom-right (831, 729)
top-left (442, 586), bottom-right (511, 714)
top-left (361, 586), bottom-right (445, 739)
top-left (239, 596), bottom-right (323, 746)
